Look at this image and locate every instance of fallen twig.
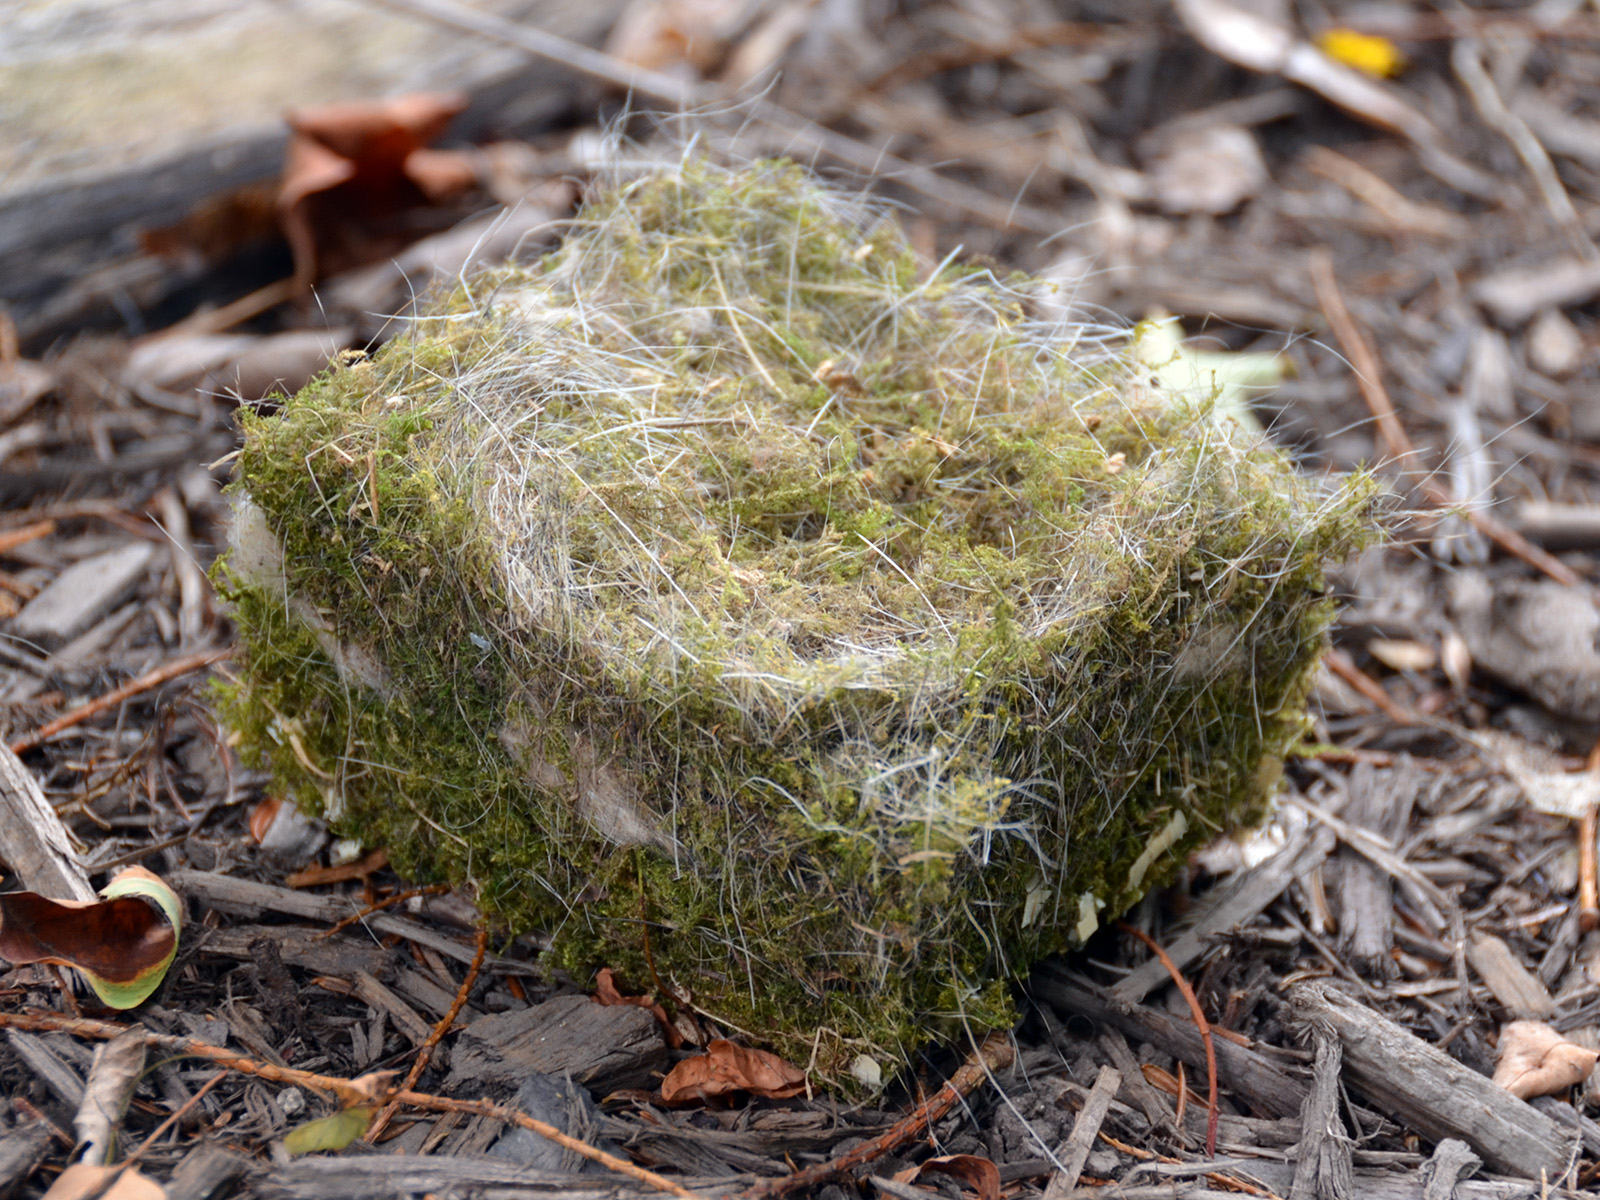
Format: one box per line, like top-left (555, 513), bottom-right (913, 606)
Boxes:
top-left (1323, 648), bottom-right (1417, 727)
top-left (1310, 249), bottom-right (1585, 589)
top-left (739, 1034), bottom-right (1015, 1200)
top-left (1584, 742), bottom-right (1600, 933)
top-left (0, 1009), bottom-right (699, 1200)
top-left (0, 520), bottom-right (55, 557)
top-left (1308, 249), bottom-right (1414, 469)
top-left (365, 927), bottom-right (488, 1142)
top-left (314, 883), bottom-right (450, 939)
top-left (1116, 922), bottom-right (1218, 1158)
top-left (9, 648), bottom-right (231, 754)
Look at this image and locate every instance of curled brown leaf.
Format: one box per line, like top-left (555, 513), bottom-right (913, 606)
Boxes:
top-left (1493, 1019), bottom-right (1600, 1099)
top-left (659, 1039), bottom-right (806, 1103)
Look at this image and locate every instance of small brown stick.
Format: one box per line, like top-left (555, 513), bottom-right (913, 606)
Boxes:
top-left (151, 277), bottom-right (302, 340)
top-left (1580, 807), bottom-right (1598, 935)
top-left (1447, 503), bottom-right (1585, 589)
top-left (1311, 249), bottom-right (1585, 589)
top-left (9, 648), bottom-right (231, 753)
top-left (0, 519), bottom-right (55, 557)
top-left (365, 927), bottom-right (488, 1141)
top-left (315, 883), bottom-right (451, 939)
top-left (1308, 250), bottom-right (1414, 469)
top-left (0, 1010), bottom-right (698, 1200)
top-left (1323, 648), bottom-right (1417, 727)
top-left (740, 1034), bottom-right (1015, 1200)
top-left (1117, 922), bottom-right (1217, 1158)
top-left (1583, 741), bottom-right (1600, 933)
top-left (121, 1070), bottom-right (228, 1169)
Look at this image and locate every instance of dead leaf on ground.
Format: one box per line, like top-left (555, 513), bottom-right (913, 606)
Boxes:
top-left (278, 92), bottom-right (476, 287)
top-left (892, 1155), bottom-right (1002, 1200)
top-left (245, 795), bottom-right (327, 868)
top-left (1493, 1020), bottom-right (1600, 1099)
top-left (0, 866), bottom-right (181, 1009)
top-left (282, 1106), bottom-right (378, 1158)
top-left (593, 967), bottom-right (699, 1048)
top-left (659, 1038), bottom-right (807, 1102)
top-left (73, 1028), bottom-right (147, 1164)
top-left (41, 1163), bottom-right (165, 1200)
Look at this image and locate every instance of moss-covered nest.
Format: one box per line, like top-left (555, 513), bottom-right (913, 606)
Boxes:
top-left (220, 157), bottom-right (1371, 1085)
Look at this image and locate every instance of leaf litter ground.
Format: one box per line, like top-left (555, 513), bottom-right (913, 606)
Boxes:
top-left (6, 1), bottom-right (1600, 1196)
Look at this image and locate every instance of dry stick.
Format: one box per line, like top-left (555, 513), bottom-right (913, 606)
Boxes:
top-left (315, 884), bottom-right (451, 940)
top-left (1307, 249), bottom-right (1413, 469)
top-left (360, 0), bottom-right (1061, 237)
top-left (122, 1069), bottom-right (228, 1170)
top-left (9, 648), bottom-right (231, 754)
top-left (1116, 922), bottom-right (1217, 1159)
top-left (740, 1034), bottom-right (1016, 1200)
top-left (1451, 40), bottom-right (1595, 262)
top-left (364, 927), bottom-right (488, 1142)
top-left (0, 1010), bottom-right (700, 1200)
top-left (153, 278), bottom-right (304, 340)
top-left (1584, 741), bottom-right (1600, 933)
top-left (1323, 648), bottom-right (1417, 726)
top-left (1309, 248), bottom-right (1586, 589)
top-left (0, 519), bottom-right (55, 556)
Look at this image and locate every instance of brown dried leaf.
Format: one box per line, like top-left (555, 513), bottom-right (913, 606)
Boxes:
top-left (592, 967), bottom-right (697, 1048)
top-left (659, 1038), bottom-right (807, 1102)
top-left (0, 867), bottom-right (179, 1009)
top-left (1493, 1020), bottom-right (1600, 1099)
top-left (914, 1156), bottom-right (1001, 1200)
top-left (41, 1164), bottom-right (165, 1200)
top-left (277, 92), bottom-right (474, 286)
top-left (73, 1028), bottom-right (147, 1165)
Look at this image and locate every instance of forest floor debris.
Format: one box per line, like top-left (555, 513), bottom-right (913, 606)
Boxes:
top-left (9, 0), bottom-right (1600, 1196)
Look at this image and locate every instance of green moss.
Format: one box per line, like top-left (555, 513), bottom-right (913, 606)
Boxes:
top-left (217, 158), bottom-right (1373, 1087)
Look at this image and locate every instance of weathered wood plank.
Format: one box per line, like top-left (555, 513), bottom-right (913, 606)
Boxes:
top-left (10, 542), bottom-right (157, 648)
top-left (446, 994), bottom-right (667, 1094)
top-left (0, 0), bottom-right (624, 342)
top-left (1289, 982), bottom-right (1573, 1181)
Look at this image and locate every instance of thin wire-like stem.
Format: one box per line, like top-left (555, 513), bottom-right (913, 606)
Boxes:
top-left (1117, 921), bottom-right (1218, 1157)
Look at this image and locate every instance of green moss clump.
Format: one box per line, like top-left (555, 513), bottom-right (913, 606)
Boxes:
top-left (218, 158), bottom-right (1372, 1085)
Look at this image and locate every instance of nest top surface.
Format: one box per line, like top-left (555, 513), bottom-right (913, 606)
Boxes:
top-left (381, 160), bottom-right (1333, 719)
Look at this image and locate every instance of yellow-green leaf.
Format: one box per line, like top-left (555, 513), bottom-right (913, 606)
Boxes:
top-left (283, 1106), bottom-right (376, 1157)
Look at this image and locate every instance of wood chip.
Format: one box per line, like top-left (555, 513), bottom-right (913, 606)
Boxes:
top-left (1465, 933), bottom-right (1555, 1020)
top-left (445, 994), bottom-right (667, 1094)
top-left (1042, 1065), bottom-right (1121, 1200)
top-left (1288, 982), bottom-right (1571, 1179)
top-left (9, 541), bottom-right (156, 648)
top-left (0, 742), bottom-right (95, 902)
